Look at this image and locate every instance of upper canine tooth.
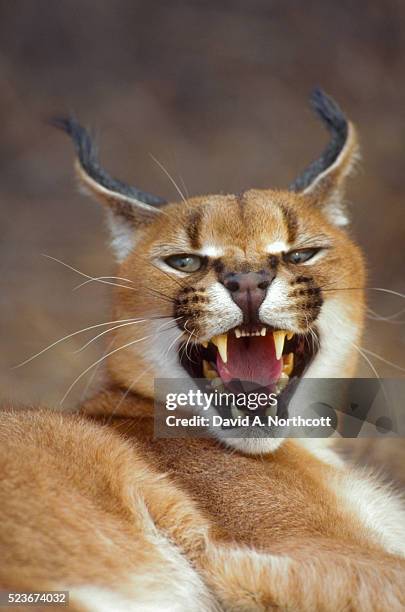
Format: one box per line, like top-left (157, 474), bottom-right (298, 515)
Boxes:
top-left (235, 328), bottom-right (241, 339)
top-left (202, 341), bottom-right (208, 348)
top-left (273, 330), bottom-right (287, 360)
top-left (211, 333), bottom-right (228, 363)
top-left (261, 327), bottom-right (267, 336)
top-left (286, 332), bottom-right (294, 341)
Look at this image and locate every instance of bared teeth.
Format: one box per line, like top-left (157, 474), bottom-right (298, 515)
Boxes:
top-left (234, 327), bottom-right (267, 338)
top-left (282, 352), bottom-right (294, 376)
top-left (202, 341), bottom-right (208, 348)
top-left (211, 333), bottom-right (228, 363)
top-left (211, 328), bottom-right (293, 363)
top-left (273, 330), bottom-right (288, 360)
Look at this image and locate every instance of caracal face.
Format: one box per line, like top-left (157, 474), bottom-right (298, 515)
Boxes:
top-left (57, 89), bottom-right (365, 454)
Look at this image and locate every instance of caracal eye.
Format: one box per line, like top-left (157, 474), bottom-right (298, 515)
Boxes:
top-left (283, 248), bottom-right (320, 265)
top-left (165, 254), bottom-right (203, 273)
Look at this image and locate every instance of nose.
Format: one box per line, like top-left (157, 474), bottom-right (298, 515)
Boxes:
top-left (222, 270), bottom-right (274, 324)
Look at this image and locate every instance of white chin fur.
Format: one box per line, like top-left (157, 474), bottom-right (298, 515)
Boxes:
top-left (304, 297), bottom-right (359, 378)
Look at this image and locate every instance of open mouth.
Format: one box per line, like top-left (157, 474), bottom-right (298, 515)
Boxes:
top-left (179, 325), bottom-right (318, 416)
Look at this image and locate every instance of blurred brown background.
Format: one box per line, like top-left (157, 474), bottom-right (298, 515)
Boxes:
top-left (1, 0), bottom-right (404, 409)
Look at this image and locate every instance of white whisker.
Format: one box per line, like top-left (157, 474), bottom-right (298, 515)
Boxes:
top-left (65, 316), bottom-right (180, 407)
top-left (14, 318), bottom-right (142, 368)
top-left (367, 306), bottom-right (405, 323)
top-left (359, 347), bottom-right (405, 373)
top-left (314, 306), bottom-right (390, 402)
top-left (80, 338), bottom-right (116, 401)
top-left (178, 173), bottom-right (190, 199)
top-left (351, 342), bottom-right (390, 404)
top-left (369, 287), bottom-right (405, 300)
top-left (334, 333), bottom-right (389, 412)
top-left (75, 320), bottom-right (149, 353)
top-left (352, 343), bottom-right (380, 379)
top-left (73, 276), bottom-right (135, 291)
top-left (98, 317), bottom-right (181, 419)
top-left (164, 330), bottom-right (185, 360)
top-left (149, 154), bottom-right (187, 204)
top-left (183, 323), bottom-right (197, 363)
top-left (59, 334), bottom-right (152, 406)
top-left (111, 363), bottom-right (156, 420)
top-left (42, 254), bottom-right (138, 292)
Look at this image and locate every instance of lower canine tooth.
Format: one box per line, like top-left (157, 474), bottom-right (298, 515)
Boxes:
top-left (275, 372), bottom-right (289, 393)
top-left (265, 405), bottom-right (277, 418)
top-left (231, 405), bottom-right (245, 419)
top-left (203, 359), bottom-right (217, 380)
top-left (211, 333), bottom-right (228, 363)
top-left (282, 353), bottom-right (294, 376)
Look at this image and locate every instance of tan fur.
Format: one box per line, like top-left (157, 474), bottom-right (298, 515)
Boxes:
top-left (104, 188), bottom-right (365, 400)
top-left (2, 404), bottom-right (405, 611)
top-left (2, 102), bottom-right (405, 610)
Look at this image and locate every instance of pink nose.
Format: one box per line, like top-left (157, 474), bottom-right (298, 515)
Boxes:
top-left (222, 271), bottom-right (274, 324)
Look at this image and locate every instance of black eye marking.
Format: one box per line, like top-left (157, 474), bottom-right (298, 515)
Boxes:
top-left (186, 208), bottom-right (205, 250)
top-left (212, 259), bottom-right (225, 274)
top-left (269, 255), bottom-right (279, 269)
top-left (279, 204), bottom-right (299, 243)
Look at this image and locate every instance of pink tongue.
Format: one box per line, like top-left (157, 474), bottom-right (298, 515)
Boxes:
top-left (216, 333), bottom-right (282, 387)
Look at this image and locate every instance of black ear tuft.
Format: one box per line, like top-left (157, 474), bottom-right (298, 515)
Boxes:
top-left (310, 87), bottom-right (348, 139)
top-left (51, 116), bottom-right (166, 207)
top-left (290, 88), bottom-right (349, 193)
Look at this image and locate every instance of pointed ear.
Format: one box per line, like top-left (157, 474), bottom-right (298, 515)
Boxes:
top-left (53, 117), bottom-right (167, 261)
top-left (290, 89), bottom-right (360, 227)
